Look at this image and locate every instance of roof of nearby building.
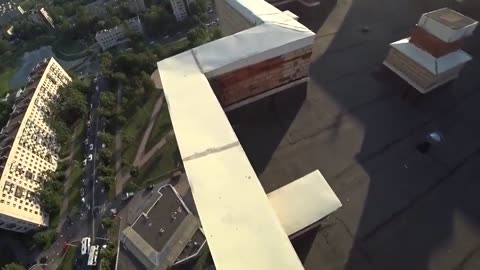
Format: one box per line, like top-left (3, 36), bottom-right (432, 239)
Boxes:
top-left (120, 185), bottom-right (205, 270)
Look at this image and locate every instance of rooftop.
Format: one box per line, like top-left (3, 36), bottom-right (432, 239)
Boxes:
top-left (226, 1), bottom-right (480, 269)
top-left (154, 0), bottom-right (480, 269)
top-left (120, 185), bottom-right (206, 270)
top-left (131, 186), bottom-right (188, 251)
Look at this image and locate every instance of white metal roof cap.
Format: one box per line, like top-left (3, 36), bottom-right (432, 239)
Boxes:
top-left (267, 170), bottom-right (342, 236)
top-left (390, 38), bottom-right (472, 74)
top-left (193, 23), bottom-right (314, 78)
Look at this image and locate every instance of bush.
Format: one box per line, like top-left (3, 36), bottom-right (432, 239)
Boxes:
top-left (33, 229), bottom-right (57, 249)
top-left (101, 217), bottom-right (113, 229)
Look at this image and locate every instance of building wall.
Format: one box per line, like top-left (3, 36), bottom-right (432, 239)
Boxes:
top-left (210, 46), bottom-right (312, 106)
top-left (410, 26), bottom-right (464, 57)
top-left (215, 0), bottom-right (254, 36)
top-left (0, 58), bottom-right (71, 233)
top-left (95, 17), bottom-right (143, 51)
top-left (170, 0), bottom-right (189, 21)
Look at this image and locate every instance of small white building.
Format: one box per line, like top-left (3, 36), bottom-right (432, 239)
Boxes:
top-left (95, 17), bottom-right (144, 51)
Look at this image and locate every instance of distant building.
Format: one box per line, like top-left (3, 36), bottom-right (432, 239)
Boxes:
top-left (118, 185), bottom-right (207, 270)
top-left (95, 16), bottom-right (143, 51)
top-left (170, 0), bottom-right (194, 22)
top-left (127, 0), bottom-right (146, 14)
top-left (0, 58), bottom-right (71, 233)
top-left (39, 8), bottom-right (54, 28)
top-left (17, 6), bottom-right (25, 14)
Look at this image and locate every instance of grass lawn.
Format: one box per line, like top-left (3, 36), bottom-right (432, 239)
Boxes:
top-left (122, 91), bottom-right (161, 164)
top-left (0, 68), bottom-right (16, 98)
top-left (108, 217), bottom-right (121, 246)
top-left (66, 166), bottom-right (83, 214)
top-left (133, 138), bottom-right (179, 187)
top-left (59, 246), bottom-right (78, 270)
top-left (145, 105), bottom-right (172, 150)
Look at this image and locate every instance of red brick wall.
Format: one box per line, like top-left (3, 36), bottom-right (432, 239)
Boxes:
top-left (410, 26), bottom-right (464, 57)
top-left (210, 46), bottom-right (312, 107)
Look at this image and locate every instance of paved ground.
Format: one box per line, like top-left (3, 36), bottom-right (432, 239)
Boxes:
top-left (226, 0), bottom-right (480, 269)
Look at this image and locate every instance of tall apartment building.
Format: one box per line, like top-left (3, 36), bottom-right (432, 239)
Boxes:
top-left (170, 0), bottom-right (194, 21)
top-left (95, 16), bottom-right (144, 51)
top-left (0, 58), bottom-right (71, 233)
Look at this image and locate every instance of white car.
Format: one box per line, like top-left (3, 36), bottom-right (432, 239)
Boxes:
top-left (89, 144), bottom-right (93, 151)
top-left (95, 86), bottom-right (99, 91)
top-left (81, 237), bottom-right (91, 255)
top-left (88, 154), bottom-right (93, 161)
top-left (83, 159), bottom-right (87, 166)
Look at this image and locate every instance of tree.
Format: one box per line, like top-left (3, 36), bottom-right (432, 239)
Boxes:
top-left (48, 119), bottom-right (71, 148)
top-left (0, 39), bottom-right (9, 55)
top-left (142, 6), bottom-right (174, 36)
top-left (100, 176), bottom-right (115, 190)
top-left (101, 217), bottom-right (113, 229)
top-left (100, 92), bottom-right (116, 112)
top-left (130, 166), bottom-right (139, 177)
top-left (211, 27), bottom-right (222, 40)
top-left (99, 148), bottom-right (113, 164)
top-left (187, 26), bottom-right (209, 47)
top-left (190, 0), bottom-right (207, 16)
top-left (33, 229), bottom-right (56, 248)
top-left (99, 132), bottom-right (114, 147)
top-left (2, 262), bottom-right (25, 270)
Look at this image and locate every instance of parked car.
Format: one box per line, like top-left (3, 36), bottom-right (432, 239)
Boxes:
top-left (88, 154), bottom-right (93, 161)
top-left (83, 159), bottom-right (87, 166)
top-left (121, 192), bottom-right (135, 201)
top-left (80, 188), bottom-right (85, 197)
top-left (89, 144), bottom-right (93, 151)
top-left (146, 184), bottom-right (155, 191)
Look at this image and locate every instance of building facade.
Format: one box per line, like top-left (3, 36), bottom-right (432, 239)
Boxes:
top-left (170, 0), bottom-right (194, 21)
top-left (0, 58), bottom-right (71, 233)
top-left (95, 16), bottom-right (144, 51)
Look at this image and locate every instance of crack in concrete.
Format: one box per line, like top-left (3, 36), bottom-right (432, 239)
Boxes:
top-left (183, 141), bottom-right (241, 162)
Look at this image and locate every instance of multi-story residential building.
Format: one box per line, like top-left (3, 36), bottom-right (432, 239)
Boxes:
top-left (170, 0), bottom-right (194, 21)
top-left (0, 58), bottom-right (71, 233)
top-left (95, 16), bottom-right (144, 51)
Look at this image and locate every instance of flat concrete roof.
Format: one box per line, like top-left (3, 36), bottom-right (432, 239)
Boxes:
top-left (228, 1), bottom-right (480, 269)
top-left (131, 187), bottom-right (187, 251)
